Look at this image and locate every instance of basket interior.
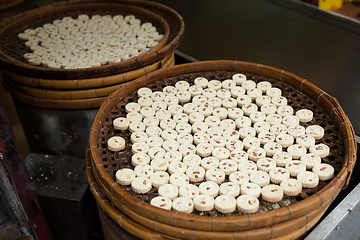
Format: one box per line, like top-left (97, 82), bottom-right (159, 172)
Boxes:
top-left (0, 8), bottom-right (166, 65)
top-left (96, 70), bottom-right (344, 217)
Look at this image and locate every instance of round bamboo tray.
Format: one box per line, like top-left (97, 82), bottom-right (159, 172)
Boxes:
top-left (1, 52), bottom-right (174, 91)
top-left (0, 1), bottom-right (174, 79)
top-left (86, 148), bottom-right (330, 240)
top-left (1, 53), bottom-right (174, 100)
top-left (1, 53), bottom-right (174, 109)
top-left (88, 61), bottom-right (357, 237)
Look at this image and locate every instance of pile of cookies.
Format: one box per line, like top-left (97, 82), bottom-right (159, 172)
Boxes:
top-left (107, 73), bottom-right (334, 214)
top-left (18, 14), bottom-right (163, 69)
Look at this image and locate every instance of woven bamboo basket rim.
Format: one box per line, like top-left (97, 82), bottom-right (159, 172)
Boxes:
top-left (0, 51), bottom-right (174, 90)
top-left (86, 150), bottom-right (328, 240)
top-left (89, 149), bottom-right (333, 240)
top-left (1, 53), bottom-right (174, 100)
top-left (0, 1), bottom-right (174, 79)
top-left (89, 60), bottom-right (357, 231)
top-left (0, 0), bottom-right (25, 11)
top-left (1, 54), bottom-right (174, 109)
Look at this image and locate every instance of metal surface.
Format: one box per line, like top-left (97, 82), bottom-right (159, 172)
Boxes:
top-left (0, 99), bottom-right (53, 240)
top-left (153, 0), bottom-right (360, 136)
top-left (13, 99), bottom-right (98, 159)
top-left (305, 176), bottom-right (360, 240)
top-left (25, 153), bottom-right (103, 240)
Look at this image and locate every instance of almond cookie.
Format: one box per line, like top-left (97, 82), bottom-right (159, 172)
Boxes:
top-left (285, 160), bottom-right (306, 177)
top-left (131, 152), bottom-right (151, 166)
top-left (131, 177), bottom-right (152, 194)
top-left (193, 195), bottom-right (215, 211)
top-left (196, 143), bottom-right (214, 157)
top-left (280, 178), bottom-right (302, 196)
top-left (147, 147), bottom-right (165, 159)
top-left (261, 184), bottom-right (283, 202)
top-left (219, 182), bottom-right (240, 197)
top-left (297, 171), bottom-right (319, 188)
top-left (150, 196), bottom-right (172, 210)
top-left (201, 157), bottom-right (220, 170)
top-left (194, 77), bottom-right (209, 88)
top-left (172, 197), bottom-right (194, 213)
top-left (300, 153), bottom-right (322, 169)
top-left (131, 142), bottom-right (149, 154)
top-left (240, 182), bottom-right (261, 198)
top-left (146, 136), bottom-right (163, 148)
top-left (150, 171), bottom-right (170, 188)
top-left (237, 195), bottom-right (259, 214)
top-left (115, 168), bottom-right (135, 185)
top-left (235, 116), bottom-right (252, 129)
top-left (232, 73), bottom-right (247, 85)
top-left (129, 121), bottom-right (146, 133)
top-left (186, 166), bottom-right (206, 182)
top-left (192, 122), bottom-right (209, 134)
top-left (225, 139), bottom-right (244, 152)
top-left (255, 95), bottom-right (272, 107)
top-left (269, 167), bottom-right (290, 184)
top-left (168, 162), bottom-right (188, 175)
top-left (253, 121), bottom-right (271, 134)
top-left (176, 133), bottom-right (193, 145)
top-left (260, 103), bottom-right (277, 115)
top-left (296, 134), bottom-right (316, 149)
top-left (199, 181), bottom-right (220, 198)
top-left (215, 195), bottom-right (237, 214)
top-left (296, 109), bottom-right (313, 123)
top-left (247, 146), bottom-right (266, 162)
top-left (113, 117), bottom-right (130, 130)
top-left (264, 142), bottom-right (283, 157)
top-left (282, 115), bottom-right (300, 127)
top-left (250, 171), bottom-right (270, 187)
top-left (309, 143), bottom-right (330, 158)
top-left (218, 159), bottom-right (238, 175)
top-left (230, 150), bottom-right (248, 163)
top-left (275, 134), bottom-right (294, 148)
top-left (212, 147), bottom-right (230, 160)
top-left (162, 140), bottom-right (180, 152)
top-left (107, 136), bottom-right (126, 151)
top-left (164, 150), bottom-right (183, 163)
top-left (273, 151), bottom-right (293, 167)
top-left (183, 154), bottom-right (202, 167)
top-left (205, 168), bottom-right (226, 184)
top-left (229, 171), bottom-right (250, 186)
top-left (227, 107), bottom-right (244, 120)
top-left (287, 125), bottom-right (306, 138)
top-left (179, 184), bottom-right (199, 199)
top-left (238, 160), bottom-right (258, 175)
top-left (158, 184), bottom-right (178, 200)
top-left (257, 158), bottom-right (277, 173)
top-left (306, 125), bottom-right (325, 140)
top-left (312, 163), bottom-right (334, 181)
top-left (169, 173), bottom-right (190, 188)
top-left (247, 88), bottom-right (262, 101)
top-left (287, 144), bottom-right (307, 159)
top-left (222, 129), bottom-right (239, 140)
top-left (237, 95), bottom-right (252, 107)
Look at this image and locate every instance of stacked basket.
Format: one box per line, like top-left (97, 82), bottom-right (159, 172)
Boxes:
top-left (87, 60), bottom-right (357, 239)
top-left (0, 0), bottom-right (184, 157)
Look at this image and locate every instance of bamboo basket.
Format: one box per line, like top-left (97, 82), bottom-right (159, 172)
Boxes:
top-left (0, 0), bottom-right (25, 11)
top-left (1, 53), bottom-right (174, 100)
top-left (1, 53), bottom-right (174, 109)
top-left (88, 60), bottom-right (357, 239)
top-left (0, 1), bottom-right (178, 79)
